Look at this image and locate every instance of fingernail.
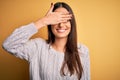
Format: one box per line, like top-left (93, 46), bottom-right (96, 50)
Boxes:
top-left (51, 3), bottom-right (53, 5)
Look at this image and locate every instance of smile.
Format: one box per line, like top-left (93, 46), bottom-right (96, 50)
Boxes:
top-left (56, 29), bottom-right (66, 33)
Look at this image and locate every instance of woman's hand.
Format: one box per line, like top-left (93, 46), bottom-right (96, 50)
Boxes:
top-left (44, 3), bottom-right (72, 25)
top-left (34, 3), bottom-right (72, 29)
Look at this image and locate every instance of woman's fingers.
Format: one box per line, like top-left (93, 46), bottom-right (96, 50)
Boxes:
top-left (49, 3), bottom-right (54, 12)
top-left (45, 12), bottom-right (72, 25)
top-left (55, 13), bottom-right (72, 23)
top-left (58, 13), bottom-right (72, 22)
top-left (61, 13), bottom-right (72, 18)
top-left (46, 3), bottom-right (54, 14)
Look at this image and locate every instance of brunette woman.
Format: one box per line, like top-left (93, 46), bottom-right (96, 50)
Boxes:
top-left (3, 2), bottom-right (90, 80)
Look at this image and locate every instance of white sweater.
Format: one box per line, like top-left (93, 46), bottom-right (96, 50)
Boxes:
top-left (2, 23), bottom-right (90, 80)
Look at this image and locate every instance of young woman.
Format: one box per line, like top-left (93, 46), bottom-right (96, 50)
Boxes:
top-left (3, 2), bottom-right (90, 80)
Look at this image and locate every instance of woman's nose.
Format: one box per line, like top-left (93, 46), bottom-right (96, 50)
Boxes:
top-left (59, 23), bottom-right (64, 27)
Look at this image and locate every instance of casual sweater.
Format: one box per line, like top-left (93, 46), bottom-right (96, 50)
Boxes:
top-left (2, 23), bottom-right (90, 80)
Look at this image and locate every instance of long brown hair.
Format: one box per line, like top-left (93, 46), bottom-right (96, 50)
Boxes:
top-left (47, 2), bottom-right (83, 80)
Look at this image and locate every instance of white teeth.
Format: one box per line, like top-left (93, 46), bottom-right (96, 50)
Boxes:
top-left (57, 29), bottom-right (66, 33)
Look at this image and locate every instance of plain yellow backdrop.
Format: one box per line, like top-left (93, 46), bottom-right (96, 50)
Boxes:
top-left (0, 0), bottom-right (120, 80)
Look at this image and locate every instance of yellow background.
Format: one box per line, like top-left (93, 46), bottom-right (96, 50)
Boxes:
top-left (0, 0), bottom-right (120, 80)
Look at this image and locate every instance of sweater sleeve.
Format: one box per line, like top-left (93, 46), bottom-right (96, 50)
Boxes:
top-left (2, 23), bottom-right (39, 61)
top-left (78, 44), bottom-right (90, 80)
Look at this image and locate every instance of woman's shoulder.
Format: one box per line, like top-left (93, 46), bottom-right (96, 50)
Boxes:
top-left (77, 43), bottom-right (89, 56)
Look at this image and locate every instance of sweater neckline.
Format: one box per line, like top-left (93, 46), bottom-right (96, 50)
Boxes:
top-left (49, 44), bottom-right (64, 57)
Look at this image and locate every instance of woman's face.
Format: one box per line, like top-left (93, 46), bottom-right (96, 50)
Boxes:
top-left (51, 7), bottom-right (71, 39)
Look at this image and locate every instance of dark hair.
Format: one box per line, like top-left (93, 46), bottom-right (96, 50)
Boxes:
top-left (47, 2), bottom-right (83, 80)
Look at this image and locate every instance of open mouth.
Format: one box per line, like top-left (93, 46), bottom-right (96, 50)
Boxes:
top-left (56, 29), bottom-right (66, 33)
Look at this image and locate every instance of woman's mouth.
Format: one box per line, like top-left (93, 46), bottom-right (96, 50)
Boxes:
top-left (56, 29), bottom-right (66, 33)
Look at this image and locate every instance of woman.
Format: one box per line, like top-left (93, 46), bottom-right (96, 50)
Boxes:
top-left (3, 2), bottom-right (90, 80)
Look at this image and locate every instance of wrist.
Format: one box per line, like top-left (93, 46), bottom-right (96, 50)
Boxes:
top-left (34, 17), bottom-right (47, 29)
top-left (41, 17), bottom-right (48, 26)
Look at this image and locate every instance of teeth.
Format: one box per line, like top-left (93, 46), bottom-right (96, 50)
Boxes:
top-left (57, 29), bottom-right (66, 33)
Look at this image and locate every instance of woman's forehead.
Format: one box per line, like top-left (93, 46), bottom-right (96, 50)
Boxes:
top-left (54, 7), bottom-right (69, 14)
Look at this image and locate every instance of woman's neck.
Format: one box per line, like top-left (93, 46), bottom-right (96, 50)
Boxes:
top-left (52, 38), bottom-right (67, 53)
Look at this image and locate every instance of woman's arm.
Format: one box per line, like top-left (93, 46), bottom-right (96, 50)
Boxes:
top-left (2, 23), bottom-right (39, 61)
